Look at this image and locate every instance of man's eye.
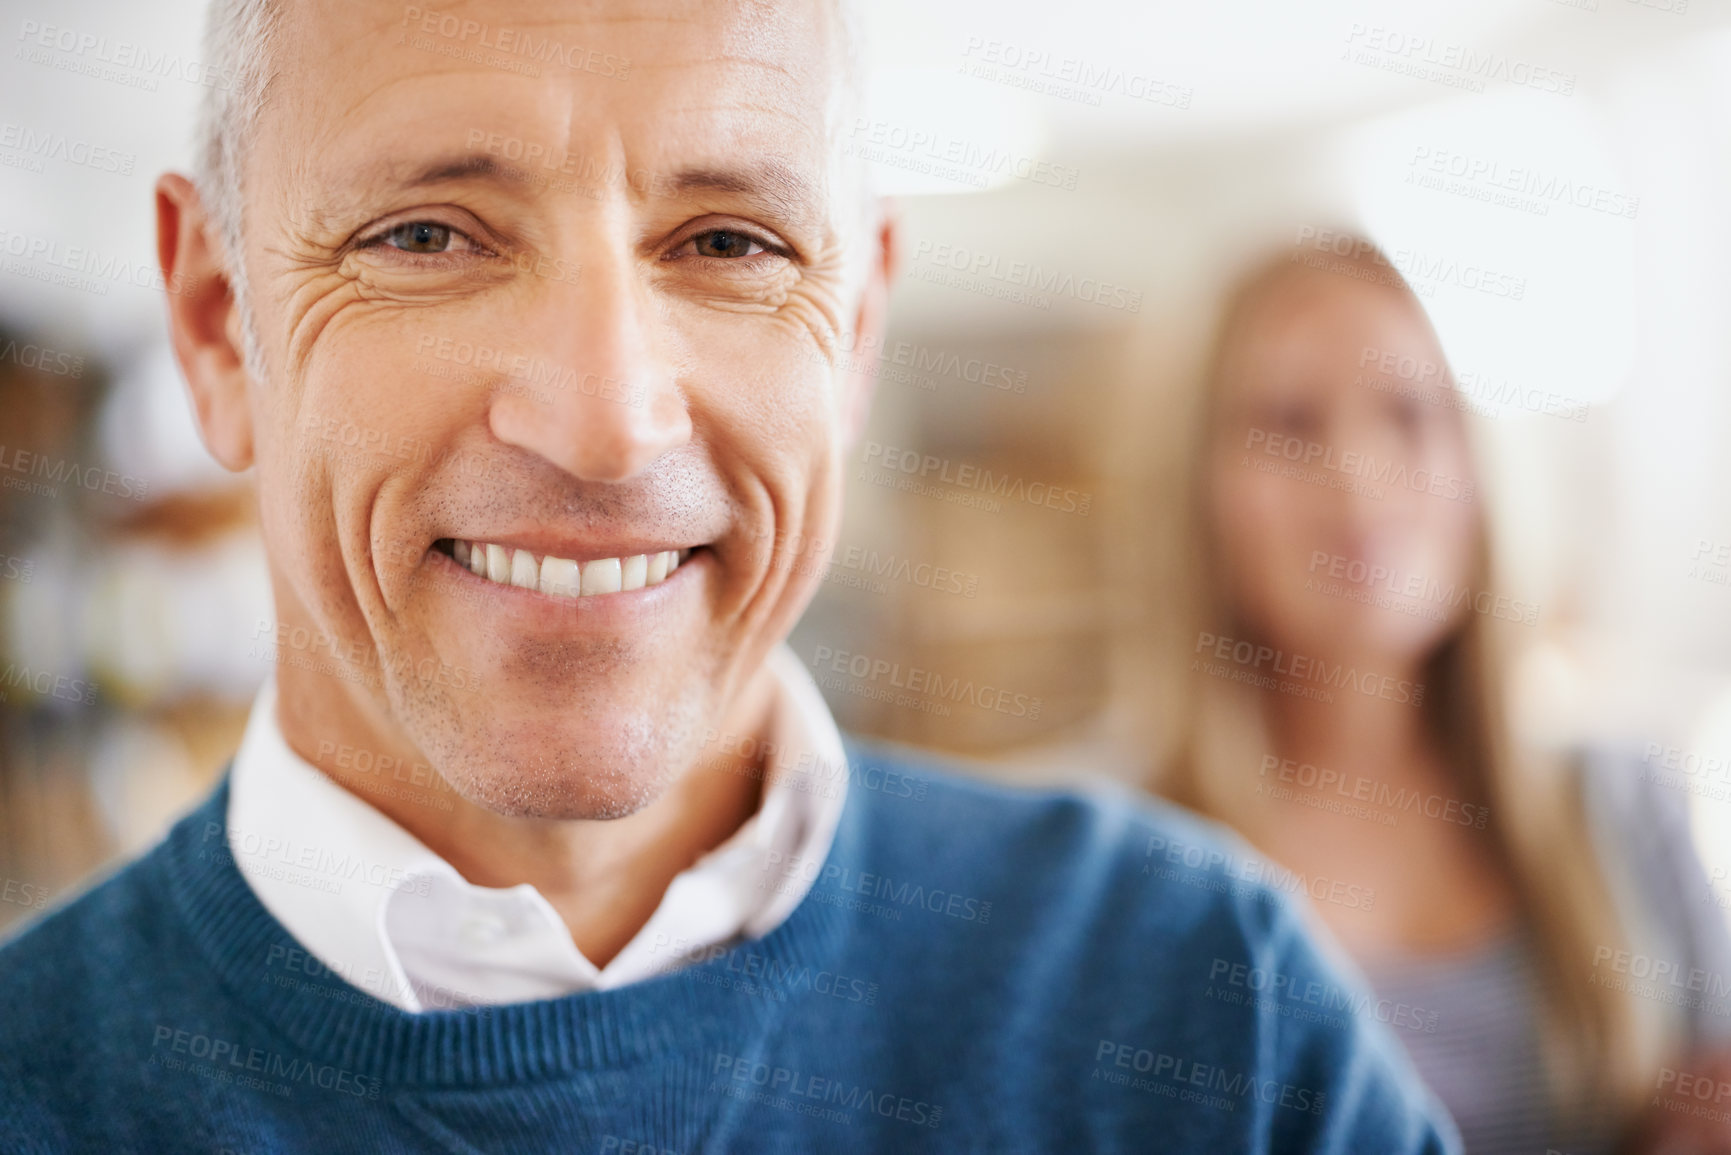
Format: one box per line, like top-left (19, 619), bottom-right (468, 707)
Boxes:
top-left (380, 222), bottom-right (463, 254)
top-left (690, 230), bottom-right (767, 259)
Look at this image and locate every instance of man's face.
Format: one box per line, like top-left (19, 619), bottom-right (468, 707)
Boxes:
top-left (235, 0), bottom-right (874, 819)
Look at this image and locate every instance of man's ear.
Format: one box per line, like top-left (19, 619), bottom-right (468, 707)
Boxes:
top-left (155, 172), bottom-right (255, 472)
top-left (839, 203), bottom-right (897, 450)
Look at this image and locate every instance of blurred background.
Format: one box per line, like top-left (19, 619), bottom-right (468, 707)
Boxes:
top-left (1, 0), bottom-right (1729, 937)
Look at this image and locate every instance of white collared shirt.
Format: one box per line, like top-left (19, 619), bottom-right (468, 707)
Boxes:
top-left (226, 645), bottom-right (849, 1012)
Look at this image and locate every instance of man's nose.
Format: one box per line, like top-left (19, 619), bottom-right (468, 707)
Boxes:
top-left (487, 249), bottom-right (690, 482)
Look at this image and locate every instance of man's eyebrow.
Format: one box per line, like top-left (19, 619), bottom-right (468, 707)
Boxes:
top-left (386, 153), bottom-right (529, 191)
top-left (338, 152), bottom-right (825, 229)
top-left (301, 153), bottom-right (530, 236)
top-left (320, 153), bottom-right (537, 207)
top-left (663, 162), bottom-right (824, 230)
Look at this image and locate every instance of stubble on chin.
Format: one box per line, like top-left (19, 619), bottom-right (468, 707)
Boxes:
top-left (379, 662), bottom-right (718, 822)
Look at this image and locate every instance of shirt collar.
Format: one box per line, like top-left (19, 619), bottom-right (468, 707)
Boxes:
top-left (227, 643), bottom-right (848, 1011)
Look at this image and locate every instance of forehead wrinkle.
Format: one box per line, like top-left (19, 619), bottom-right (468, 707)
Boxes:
top-left (640, 47), bottom-right (836, 107)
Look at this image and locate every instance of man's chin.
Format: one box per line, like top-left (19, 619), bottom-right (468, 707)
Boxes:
top-left (377, 654), bottom-right (721, 821)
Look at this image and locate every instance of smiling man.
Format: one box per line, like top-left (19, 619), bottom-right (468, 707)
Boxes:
top-left (0, 2), bottom-right (1458, 1152)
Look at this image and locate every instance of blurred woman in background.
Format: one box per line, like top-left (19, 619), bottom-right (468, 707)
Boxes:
top-left (1150, 239), bottom-right (1731, 1153)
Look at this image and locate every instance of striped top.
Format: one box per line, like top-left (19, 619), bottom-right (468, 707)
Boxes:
top-left (1367, 933), bottom-right (1591, 1154)
top-left (1363, 747), bottom-right (1731, 1154)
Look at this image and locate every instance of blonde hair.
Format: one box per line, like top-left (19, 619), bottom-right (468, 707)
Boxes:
top-left (1133, 240), bottom-right (1673, 1129)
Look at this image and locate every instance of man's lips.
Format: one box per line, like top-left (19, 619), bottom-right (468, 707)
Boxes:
top-left (434, 538), bottom-right (695, 598)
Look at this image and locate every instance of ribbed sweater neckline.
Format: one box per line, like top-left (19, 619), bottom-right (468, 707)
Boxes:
top-left (158, 777), bottom-right (856, 1089)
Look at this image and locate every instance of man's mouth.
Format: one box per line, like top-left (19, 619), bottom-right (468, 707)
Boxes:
top-left (434, 539), bottom-right (692, 599)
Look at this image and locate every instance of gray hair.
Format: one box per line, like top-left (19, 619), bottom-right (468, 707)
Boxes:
top-left (195, 0), bottom-right (279, 383)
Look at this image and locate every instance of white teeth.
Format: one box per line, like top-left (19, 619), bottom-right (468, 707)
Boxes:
top-left (539, 555), bottom-right (579, 598)
top-left (455, 540), bottom-right (689, 598)
top-left (582, 556), bottom-right (622, 596)
top-left (510, 548), bottom-right (539, 590)
top-left (621, 554), bottom-right (648, 592)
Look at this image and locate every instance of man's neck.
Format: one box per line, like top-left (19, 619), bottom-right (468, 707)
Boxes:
top-left (276, 668), bottom-right (779, 968)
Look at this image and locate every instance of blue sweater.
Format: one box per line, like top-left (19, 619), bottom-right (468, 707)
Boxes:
top-left (0, 744), bottom-right (1458, 1153)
